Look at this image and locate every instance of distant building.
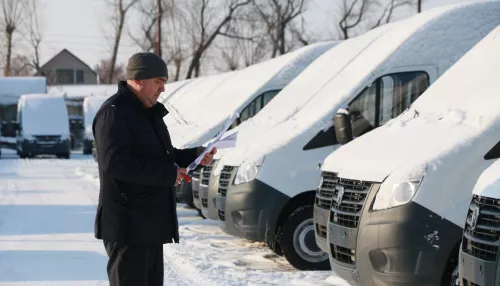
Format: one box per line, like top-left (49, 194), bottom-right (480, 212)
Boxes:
top-left (36, 49), bottom-right (98, 85)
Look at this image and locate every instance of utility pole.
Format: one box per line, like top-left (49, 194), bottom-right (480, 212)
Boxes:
top-left (155, 0), bottom-right (162, 57)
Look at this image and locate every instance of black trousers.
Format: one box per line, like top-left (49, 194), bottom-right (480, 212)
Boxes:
top-left (104, 240), bottom-right (164, 286)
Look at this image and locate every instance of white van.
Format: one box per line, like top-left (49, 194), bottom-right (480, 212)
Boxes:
top-left (213, 2), bottom-right (500, 271)
top-left (82, 96), bottom-right (108, 154)
top-left (161, 72), bottom-right (237, 207)
top-left (320, 23), bottom-right (500, 286)
top-left (16, 93), bottom-right (71, 159)
top-left (171, 43), bottom-right (336, 210)
top-left (459, 162), bottom-right (500, 284)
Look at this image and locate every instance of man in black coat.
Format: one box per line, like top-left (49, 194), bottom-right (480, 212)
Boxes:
top-left (92, 52), bottom-right (216, 286)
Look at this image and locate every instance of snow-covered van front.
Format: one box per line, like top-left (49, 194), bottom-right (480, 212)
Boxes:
top-left (16, 93), bottom-right (71, 159)
top-left (321, 23), bottom-right (500, 285)
top-left (162, 73), bottom-right (237, 207)
top-left (459, 159), bottom-right (500, 285)
top-left (169, 43), bottom-right (335, 210)
top-left (83, 96), bottom-right (107, 154)
top-left (214, 2), bottom-right (500, 272)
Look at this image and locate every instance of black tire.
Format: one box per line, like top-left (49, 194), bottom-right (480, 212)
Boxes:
top-left (83, 148), bottom-right (92, 155)
top-left (19, 153), bottom-right (28, 159)
top-left (278, 205), bottom-right (331, 270)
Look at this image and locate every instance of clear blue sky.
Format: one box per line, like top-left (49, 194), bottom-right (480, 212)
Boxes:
top-left (28, 0), bottom-right (472, 71)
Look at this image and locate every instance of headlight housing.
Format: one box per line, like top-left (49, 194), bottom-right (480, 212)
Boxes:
top-left (372, 164), bottom-right (427, 211)
top-left (234, 155), bottom-right (265, 185)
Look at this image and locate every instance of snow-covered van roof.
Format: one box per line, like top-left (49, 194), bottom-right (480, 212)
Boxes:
top-left (47, 84), bottom-right (117, 99)
top-left (322, 24), bottom-right (500, 182)
top-left (18, 93), bottom-right (70, 136)
top-left (83, 96), bottom-right (107, 134)
top-left (171, 41), bottom-right (336, 147)
top-left (221, 1), bottom-right (500, 166)
top-left (472, 159), bottom-right (500, 199)
top-left (164, 72), bottom-right (236, 128)
top-left (0, 77), bottom-right (46, 105)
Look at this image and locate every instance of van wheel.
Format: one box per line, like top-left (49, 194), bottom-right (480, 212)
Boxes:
top-left (278, 205), bottom-right (330, 270)
top-left (442, 244), bottom-right (459, 286)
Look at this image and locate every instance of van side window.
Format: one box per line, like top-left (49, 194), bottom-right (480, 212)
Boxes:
top-left (349, 83), bottom-right (377, 137)
top-left (379, 72), bottom-right (429, 125)
top-left (484, 141), bottom-right (500, 160)
top-left (239, 89), bottom-right (281, 123)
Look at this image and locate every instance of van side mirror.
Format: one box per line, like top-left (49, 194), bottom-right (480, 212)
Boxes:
top-left (334, 110), bottom-right (353, 145)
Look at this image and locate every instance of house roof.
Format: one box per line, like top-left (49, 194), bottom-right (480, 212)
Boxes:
top-left (39, 49), bottom-right (97, 76)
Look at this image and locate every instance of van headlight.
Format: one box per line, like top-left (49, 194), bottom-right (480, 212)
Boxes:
top-left (234, 155), bottom-right (265, 185)
top-left (372, 165), bottom-right (427, 211)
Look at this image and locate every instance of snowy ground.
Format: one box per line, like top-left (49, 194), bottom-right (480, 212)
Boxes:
top-left (0, 148), bottom-right (351, 286)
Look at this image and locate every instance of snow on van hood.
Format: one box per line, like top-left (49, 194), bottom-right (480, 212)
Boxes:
top-left (472, 159), bottom-right (500, 199)
top-left (322, 25), bottom-right (500, 182)
top-left (164, 73), bottom-right (236, 127)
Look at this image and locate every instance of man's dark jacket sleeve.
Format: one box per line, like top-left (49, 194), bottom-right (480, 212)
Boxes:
top-left (95, 105), bottom-right (178, 187)
top-left (173, 147), bottom-right (199, 168)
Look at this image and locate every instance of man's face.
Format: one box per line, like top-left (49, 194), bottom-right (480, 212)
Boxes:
top-left (136, 78), bottom-right (167, 107)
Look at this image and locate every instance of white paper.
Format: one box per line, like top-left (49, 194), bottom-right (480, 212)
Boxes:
top-left (186, 113), bottom-right (239, 172)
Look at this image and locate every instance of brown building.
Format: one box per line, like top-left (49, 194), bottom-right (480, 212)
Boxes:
top-left (36, 49), bottom-right (98, 85)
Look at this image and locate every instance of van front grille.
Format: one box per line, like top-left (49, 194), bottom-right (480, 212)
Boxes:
top-left (201, 161), bottom-right (215, 185)
top-left (34, 135), bottom-right (60, 142)
top-left (330, 178), bottom-right (372, 228)
top-left (462, 195), bottom-right (500, 262)
top-left (192, 170), bottom-right (201, 179)
top-left (218, 210), bottom-right (225, 221)
top-left (330, 243), bottom-right (355, 266)
top-left (315, 172), bottom-right (338, 210)
top-left (315, 223), bottom-right (327, 239)
top-left (218, 166), bottom-right (235, 197)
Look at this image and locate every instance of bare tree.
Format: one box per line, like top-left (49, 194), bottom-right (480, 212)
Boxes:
top-left (95, 58), bottom-right (126, 84)
top-left (417, 0), bottom-right (422, 13)
top-left (129, 0), bottom-right (158, 52)
top-left (0, 0), bottom-right (25, 76)
top-left (106, 0), bottom-right (139, 84)
top-left (7, 54), bottom-right (33, 76)
top-left (372, 0), bottom-right (412, 28)
top-left (183, 0), bottom-right (252, 79)
top-left (252, 0), bottom-right (308, 58)
top-left (22, 0), bottom-right (43, 74)
top-left (156, 0), bottom-right (162, 56)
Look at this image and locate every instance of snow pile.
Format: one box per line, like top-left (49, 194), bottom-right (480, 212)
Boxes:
top-left (19, 94), bottom-right (70, 136)
top-left (169, 41), bottom-right (337, 148)
top-left (219, 2), bottom-right (500, 168)
top-left (0, 77), bottom-right (46, 105)
top-left (472, 159), bottom-right (500, 198)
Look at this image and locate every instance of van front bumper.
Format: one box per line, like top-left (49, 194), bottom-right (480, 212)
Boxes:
top-left (328, 183), bottom-right (463, 286)
top-left (19, 140), bottom-right (70, 155)
top-left (200, 175), bottom-right (219, 220)
top-left (215, 167), bottom-right (288, 244)
top-left (313, 205), bottom-right (330, 253)
top-left (459, 248), bottom-right (499, 285)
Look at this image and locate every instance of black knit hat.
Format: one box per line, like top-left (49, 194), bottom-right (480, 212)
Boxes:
top-left (125, 52), bottom-right (168, 80)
